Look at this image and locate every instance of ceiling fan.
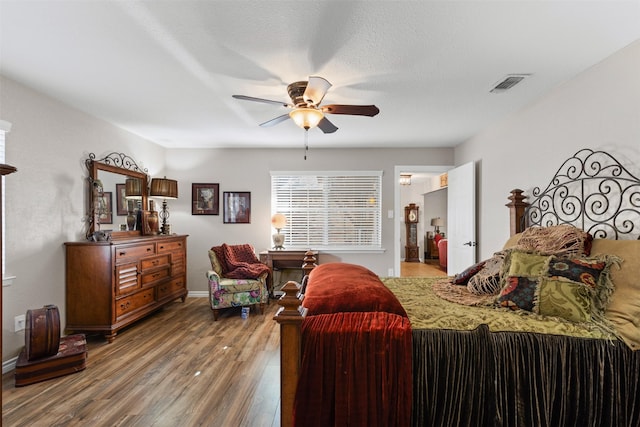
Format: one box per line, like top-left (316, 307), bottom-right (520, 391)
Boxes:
top-left (232, 76), bottom-right (379, 134)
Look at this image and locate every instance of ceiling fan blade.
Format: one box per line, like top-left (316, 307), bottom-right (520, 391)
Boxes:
top-left (260, 114), bottom-right (291, 127)
top-left (232, 94), bottom-right (293, 108)
top-left (322, 104), bottom-right (380, 117)
top-left (318, 117), bottom-right (338, 134)
top-left (303, 76), bottom-right (332, 106)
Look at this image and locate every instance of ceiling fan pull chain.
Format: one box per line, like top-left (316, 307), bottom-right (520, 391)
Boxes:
top-left (304, 129), bottom-right (309, 160)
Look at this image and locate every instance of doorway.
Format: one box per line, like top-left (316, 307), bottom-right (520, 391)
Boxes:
top-left (394, 165), bottom-right (451, 276)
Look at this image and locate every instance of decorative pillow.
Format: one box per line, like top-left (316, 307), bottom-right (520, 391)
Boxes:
top-left (497, 250), bottom-right (619, 325)
top-left (590, 239), bottom-right (640, 350)
top-left (514, 224), bottom-right (593, 257)
top-left (466, 252), bottom-right (506, 295)
top-left (453, 260), bottom-right (486, 285)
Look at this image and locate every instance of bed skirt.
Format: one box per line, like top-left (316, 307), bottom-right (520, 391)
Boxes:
top-left (412, 325), bottom-right (640, 426)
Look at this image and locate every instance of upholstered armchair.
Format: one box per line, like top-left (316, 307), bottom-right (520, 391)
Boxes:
top-left (437, 237), bottom-right (448, 270)
top-left (207, 244), bottom-right (270, 320)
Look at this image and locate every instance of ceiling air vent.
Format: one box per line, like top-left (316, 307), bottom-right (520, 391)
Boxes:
top-left (490, 74), bottom-right (529, 93)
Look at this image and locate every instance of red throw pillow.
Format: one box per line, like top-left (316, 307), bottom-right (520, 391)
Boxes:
top-left (453, 260), bottom-right (487, 285)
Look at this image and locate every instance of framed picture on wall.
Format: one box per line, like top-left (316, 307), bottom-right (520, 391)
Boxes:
top-left (223, 191), bottom-right (251, 224)
top-left (192, 183), bottom-right (220, 215)
top-left (98, 192), bottom-right (113, 224)
top-left (116, 183), bottom-right (128, 215)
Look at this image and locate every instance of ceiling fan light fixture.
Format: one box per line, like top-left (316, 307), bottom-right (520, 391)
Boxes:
top-left (289, 108), bottom-right (324, 130)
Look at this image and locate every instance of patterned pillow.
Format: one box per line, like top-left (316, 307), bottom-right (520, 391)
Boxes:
top-left (497, 250), bottom-right (619, 324)
top-left (466, 252), bottom-right (506, 295)
top-left (453, 260), bottom-right (486, 285)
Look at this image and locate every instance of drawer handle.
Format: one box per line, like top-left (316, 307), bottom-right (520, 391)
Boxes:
top-left (120, 301), bottom-right (130, 310)
top-left (119, 251), bottom-right (126, 256)
top-left (159, 245), bottom-right (165, 250)
top-left (147, 248), bottom-right (152, 252)
top-left (152, 260), bottom-right (159, 266)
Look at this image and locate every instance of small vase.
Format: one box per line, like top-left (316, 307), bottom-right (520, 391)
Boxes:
top-left (148, 211), bottom-right (160, 235)
top-left (127, 211), bottom-right (136, 231)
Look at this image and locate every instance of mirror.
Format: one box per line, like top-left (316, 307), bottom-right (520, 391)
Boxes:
top-left (87, 152), bottom-right (149, 240)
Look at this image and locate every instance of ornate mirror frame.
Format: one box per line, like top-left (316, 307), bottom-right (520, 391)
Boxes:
top-left (86, 152), bottom-right (149, 240)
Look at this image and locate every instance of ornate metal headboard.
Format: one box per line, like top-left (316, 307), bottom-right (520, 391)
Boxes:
top-left (512, 149), bottom-right (640, 240)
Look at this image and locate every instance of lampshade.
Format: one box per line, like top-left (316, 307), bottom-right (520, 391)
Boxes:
top-left (150, 177), bottom-right (178, 199)
top-left (289, 108), bottom-right (324, 130)
top-left (271, 213), bottom-right (287, 230)
top-left (399, 174), bottom-right (412, 185)
top-left (124, 178), bottom-right (143, 200)
top-left (303, 76), bottom-right (332, 105)
top-left (431, 217), bottom-right (444, 227)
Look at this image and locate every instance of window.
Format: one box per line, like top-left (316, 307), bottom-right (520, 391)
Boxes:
top-left (271, 171), bottom-right (382, 250)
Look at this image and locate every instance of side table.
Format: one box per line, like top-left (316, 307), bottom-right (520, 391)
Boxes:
top-left (259, 250), bottom-right (319, 296)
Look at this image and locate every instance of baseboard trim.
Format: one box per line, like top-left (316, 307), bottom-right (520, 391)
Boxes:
top-left (3, 356), bottom-right (17, 374)
top-left (188, 291), bottom-right (208, 298)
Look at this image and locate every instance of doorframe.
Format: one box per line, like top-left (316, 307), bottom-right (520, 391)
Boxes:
top-left (394, 165), bottom-right (452, 276)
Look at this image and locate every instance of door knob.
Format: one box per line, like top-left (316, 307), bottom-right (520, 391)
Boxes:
top-left (463, 241), bottom-right (477, 246)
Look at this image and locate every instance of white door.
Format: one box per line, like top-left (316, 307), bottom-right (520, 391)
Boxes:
top-left (446, 161), bottom-right (476, 275)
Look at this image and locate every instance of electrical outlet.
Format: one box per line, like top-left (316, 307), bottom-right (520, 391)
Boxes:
top-left (14, 314), bottom-right (25, 332)
top-left (388, 268), bottom-right (394, 276)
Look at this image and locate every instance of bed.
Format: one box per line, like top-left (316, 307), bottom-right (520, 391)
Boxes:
top-left (274, 149), bottom-right (640, 427)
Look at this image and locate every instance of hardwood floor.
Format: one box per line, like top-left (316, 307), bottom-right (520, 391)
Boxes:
top-left (2, 265), bottom-right (446, 427)
top-left (400, 259), bottom-right (447, 277)
top-left (3, 299), bottom-right (282, 427)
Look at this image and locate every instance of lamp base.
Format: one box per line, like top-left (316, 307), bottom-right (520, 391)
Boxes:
top-left (272, 232), bottom-right (284, 250)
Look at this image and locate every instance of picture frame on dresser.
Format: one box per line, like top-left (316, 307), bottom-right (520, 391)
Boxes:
top-left (223, 191), bottom-right (251, 224)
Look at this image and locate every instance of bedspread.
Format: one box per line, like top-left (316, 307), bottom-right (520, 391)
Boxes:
top-left (382, 277), bottom-right (615, 339)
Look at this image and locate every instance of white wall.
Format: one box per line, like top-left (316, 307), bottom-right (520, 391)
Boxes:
top-left (455, 40), bottom-right (640, 260)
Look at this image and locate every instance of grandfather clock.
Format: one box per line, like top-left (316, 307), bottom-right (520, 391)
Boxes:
top-left (404, 203), bottom-right (420, 262)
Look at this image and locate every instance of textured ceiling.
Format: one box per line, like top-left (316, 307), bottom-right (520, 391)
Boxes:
top-left (1, 1), bottom-right (639, 149)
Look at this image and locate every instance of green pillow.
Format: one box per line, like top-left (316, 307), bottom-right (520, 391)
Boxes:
top-left (498, 250), bottom-right (619, 326)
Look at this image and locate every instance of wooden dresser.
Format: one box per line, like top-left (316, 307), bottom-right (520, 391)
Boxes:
top-left (65, 234), bottom-right (188, 342)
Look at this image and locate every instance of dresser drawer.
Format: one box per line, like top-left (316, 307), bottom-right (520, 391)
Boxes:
top-left (141, 267), bottom-right (170, 286)
top-left (157, 240), bottom-right (185, 254)
top-left (157, 276), bottom-right (186, 300)
top-left (140, 254), bottom-right (170, 271)
top-left (116, 288), bottom-right (154, 318)
top-left (115, 243), bottom-right (155, 262)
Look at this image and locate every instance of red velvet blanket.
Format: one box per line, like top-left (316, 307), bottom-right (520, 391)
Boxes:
top-left (211, 244), bottom-right (270, 279)
top-left (295, 262), bottom-right (412, 427)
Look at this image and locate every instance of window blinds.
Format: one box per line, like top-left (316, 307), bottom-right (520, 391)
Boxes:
top-left (271, 171), bottom-right (382, 249)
